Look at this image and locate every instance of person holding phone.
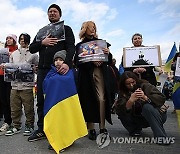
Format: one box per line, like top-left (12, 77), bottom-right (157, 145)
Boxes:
top-left (114, 71), bottom-right (169, 145)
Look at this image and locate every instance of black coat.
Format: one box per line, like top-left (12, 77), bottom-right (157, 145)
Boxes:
top-left (75, 37), bottom-right (112, 124)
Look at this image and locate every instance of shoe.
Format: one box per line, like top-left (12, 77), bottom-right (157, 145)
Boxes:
top-left (5, 126), bottom-right (21, 136)
top-left (23, 125), bottom-right (34, 136)
top-left (129, 130), bottom-right (142, 137)
top-left (88, 129), bottom-right (96, 140)
top-left (48, 144), bottom-right (53, 150)
top-left (48, 144), bottom-right (65, 153)
top-left (28, 130), bottom-right (46, 142)
top-left (0, 123), bottom-right (9, 135)
top-left (100, 128), bottom-right (108, 134)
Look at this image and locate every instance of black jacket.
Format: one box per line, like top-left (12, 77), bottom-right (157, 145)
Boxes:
top-left (75, 37), bottom-right (112, 124)
top-left (29, 25), bottom-right (75, 69)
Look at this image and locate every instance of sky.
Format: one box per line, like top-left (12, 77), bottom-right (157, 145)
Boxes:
top-left (0, 0), bottom-right (179, 66)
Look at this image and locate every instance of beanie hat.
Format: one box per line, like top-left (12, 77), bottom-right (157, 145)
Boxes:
top-left (54, 50), bottom-right (66, 61)
top-left (6, 34), bottom-right (17, 44)
top-left (48, 4), bottom-right (62, 17)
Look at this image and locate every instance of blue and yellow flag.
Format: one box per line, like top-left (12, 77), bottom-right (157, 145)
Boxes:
top-left (164, 43), bottom-right (177, 72)
top-left (43, 66), bottom-right (88, 154)
top-left (172, 82), bottom-right (180, 109)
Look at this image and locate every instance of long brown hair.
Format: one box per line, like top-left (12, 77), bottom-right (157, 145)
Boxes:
top-left (119, 71), bottom-right (145, 96)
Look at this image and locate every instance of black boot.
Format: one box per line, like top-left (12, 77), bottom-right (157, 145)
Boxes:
top-left (100, 128), bottom-right (108, 134)
top-left (88, 129), bottom-right (96, 140)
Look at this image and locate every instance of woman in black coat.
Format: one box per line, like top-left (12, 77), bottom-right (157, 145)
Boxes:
top-left (75, 21), bottom-right (112, 140)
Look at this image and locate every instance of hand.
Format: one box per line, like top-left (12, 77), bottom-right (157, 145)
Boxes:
top-left (133, 67), bottom-right (146, 74)
top-left (41, 34), bottom-right (59, 46)
top-left (135, 88), bottom-right (148, 101)
top-left (93, 61), bottom-right (103, 67)
top-left (0, 63), bottom-right (6, 69)
top-left (57, 63), bottom-right (69, 75)
top-left (129, 92), bottom-right (138, 102)
top-left (102, 48), bottom-right (110, 54)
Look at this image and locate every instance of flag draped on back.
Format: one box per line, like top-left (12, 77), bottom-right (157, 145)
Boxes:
top-left (43, 66), bottom-right (87, 154)
top-left (164, 43), bottom-right (177, 72)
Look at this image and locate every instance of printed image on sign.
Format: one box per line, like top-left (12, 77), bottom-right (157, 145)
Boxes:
top-left (36, 21), bottom-right (65, 41)
top-left (77, 40), bottom-right (108, 64)
top-left (123, 46), bottom-right (162, 68)
top-left (4, 63), bottom-right (34, 82)
top-left (0, 48), bottom-right (9, 64)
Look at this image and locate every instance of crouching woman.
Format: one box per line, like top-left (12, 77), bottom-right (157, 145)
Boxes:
top-left (115, 71), bottom-right (168, 141)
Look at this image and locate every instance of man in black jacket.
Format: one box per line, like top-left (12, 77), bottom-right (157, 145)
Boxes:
top-left (28, 4), bottom-right (75, 142)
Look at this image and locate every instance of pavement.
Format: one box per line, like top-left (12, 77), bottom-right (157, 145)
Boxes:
top-left (0, 99), bottom-right (180, 154)
top-left (0, 74), bottom-right (180, 154)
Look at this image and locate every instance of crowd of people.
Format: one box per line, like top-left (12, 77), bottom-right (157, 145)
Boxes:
top-left (0, 3), bottom-right (179, 153)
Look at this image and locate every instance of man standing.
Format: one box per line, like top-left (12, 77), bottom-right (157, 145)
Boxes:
top-left (28, 4), bottom-right (75, 142)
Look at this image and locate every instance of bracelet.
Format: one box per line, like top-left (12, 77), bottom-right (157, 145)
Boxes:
top-left (147, 98), bottom-right (151, 103)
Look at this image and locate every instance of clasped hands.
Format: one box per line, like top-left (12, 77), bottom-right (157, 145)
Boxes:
top-left (93, 47), bottom-right (109, 67)
top-left (129, 88), bottom-right (148, 103)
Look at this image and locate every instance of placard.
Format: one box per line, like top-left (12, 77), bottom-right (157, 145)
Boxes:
top-left (175, 57), bottom-right (180, 77)
top-left (36, 21), bottom-right (65, 41)
top-left (0, 48), bottom-right (9, 64)
top-left (77, 40), bottom-right (108, 64)
top-left (123, 46), bottom-right (162, 68)
top-left (4, 63), bottom-right (34, 82)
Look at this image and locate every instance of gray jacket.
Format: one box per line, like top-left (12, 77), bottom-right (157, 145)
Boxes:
top-left (9, 47), bottom-right (39, 90)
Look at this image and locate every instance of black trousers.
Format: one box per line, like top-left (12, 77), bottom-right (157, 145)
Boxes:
top-left (0, 76), bottom-right (12, 125)
top-left (36, 69), bottom-right (50, 131)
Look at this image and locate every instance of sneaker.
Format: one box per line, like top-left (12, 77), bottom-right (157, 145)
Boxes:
top-left (0, 123), bottom-right (9, 135)
top-left (28, 130), bottom-right (46, 142)
top-left (23, 125), bottom-right (34, 136)
top-left (5, 126), bottom-right (21, 136)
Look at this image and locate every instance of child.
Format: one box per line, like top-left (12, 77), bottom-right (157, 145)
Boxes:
top-left (43, 50), bottom-right (87, 153)
top-left (5, 33), bottom-right (38, 136)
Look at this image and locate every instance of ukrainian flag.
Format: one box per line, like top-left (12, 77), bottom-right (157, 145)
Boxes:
top-left (164, 43), bottom-right (177, 72)
top-left (43, 67), bottom-right (88, 154)
top-left (172, 82), bottom-right (180, 109)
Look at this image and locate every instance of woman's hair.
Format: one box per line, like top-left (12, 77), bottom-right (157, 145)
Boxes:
top-left (131, 33), bottom-right (142, 43)
top-left (18, 33), bottom-right (31, 45)
top-left (79, 21), bottom-right (98, 40)
top-left (119, 71), bottom-right (143, 96)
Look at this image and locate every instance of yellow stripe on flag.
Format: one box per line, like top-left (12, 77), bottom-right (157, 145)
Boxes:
top-left (176, 110), bottom-right (180, 131)
top-left (44, 94), bottom-right (88, 153)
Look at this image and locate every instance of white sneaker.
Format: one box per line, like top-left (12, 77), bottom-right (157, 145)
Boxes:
top-left (5, 126), bottom-right (21, 136)
top-left (0, 123), bottom-right (9, 135)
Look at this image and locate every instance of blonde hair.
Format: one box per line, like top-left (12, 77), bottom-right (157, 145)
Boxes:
top-left (79, 21), bottom-right (98, 40)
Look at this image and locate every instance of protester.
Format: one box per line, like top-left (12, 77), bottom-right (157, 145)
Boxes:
top-left (162, 76), bottom-right (174, 100)
top-left (171, 52), bottom-right (180, 112)
top-left (0, 34), bottom-right (18, 135)
top-left (28, 4), bottom-right (75, 142)
top-left (109, 58), bottom-right (120, 113)
top-left (43, 50), bottom-right (87, 153)
top-left (75, 21), bottom-right (112, 140)
top-left (4, 33), bottom-right (38, 136)
top-left (115, 71), bottom-right (169, 144)
top-left (122, 33), bottom-right (162, 86)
